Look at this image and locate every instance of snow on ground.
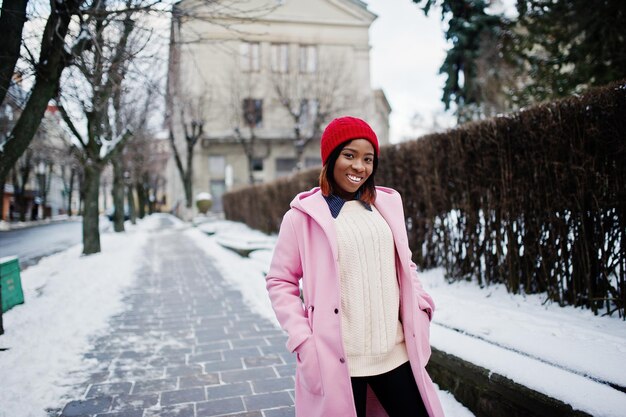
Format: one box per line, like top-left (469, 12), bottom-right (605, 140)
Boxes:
top-left (421, 269), bottom-right (626, 387)
top-left (420, 269), bottom-right (626, 417)
top-left (193, 219), bottom-right (626, 417)
top-left (0, 219), bottom-right (157, 417)
top-left (2, 214), bottom-right (624, 417)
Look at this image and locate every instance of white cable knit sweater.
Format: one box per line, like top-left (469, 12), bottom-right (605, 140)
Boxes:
top-left (334, 201), bottom-right (408, 377)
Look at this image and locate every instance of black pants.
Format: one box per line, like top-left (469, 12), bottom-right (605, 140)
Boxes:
top-left (351, 361), bottom-right (429, 417)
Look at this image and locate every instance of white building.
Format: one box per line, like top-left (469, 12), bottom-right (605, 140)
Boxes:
top-left (166, 0), bottom-right (391, 215)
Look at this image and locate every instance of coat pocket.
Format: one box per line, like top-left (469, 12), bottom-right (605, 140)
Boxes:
top-left (414, 308), bottom-right (432, 364)
top-left (295, 336), bottom-right (324, 396)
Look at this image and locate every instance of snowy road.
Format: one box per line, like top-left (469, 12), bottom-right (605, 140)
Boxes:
top-left (0, 218), bottom-right (110, 269)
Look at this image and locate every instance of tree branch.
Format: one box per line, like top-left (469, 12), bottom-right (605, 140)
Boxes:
top-left (58, 103), bottom-right (88, 149)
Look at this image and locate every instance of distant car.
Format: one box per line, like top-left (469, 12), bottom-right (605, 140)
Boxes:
top-left (106, 207), bottom-right (130, 221)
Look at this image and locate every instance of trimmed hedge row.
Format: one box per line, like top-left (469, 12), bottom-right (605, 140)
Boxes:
top-left (223, 81), bottom-right (626, 317)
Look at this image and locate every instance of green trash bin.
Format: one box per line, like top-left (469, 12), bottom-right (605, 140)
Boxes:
top-left (0, 256), bottom-right (25, 313)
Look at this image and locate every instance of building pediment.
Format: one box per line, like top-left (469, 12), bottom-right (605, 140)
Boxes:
top-left (268, 0), bottom-right (376, 26)
top-left (176, 0), bottom-right (376, 27)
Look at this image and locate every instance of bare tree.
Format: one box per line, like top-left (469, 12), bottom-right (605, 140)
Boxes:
top-left (1, 0), bottom-right (278, 217)
top-left (0, 0), bottom-right (28, 107)
top-left (272, 55), bottom-right (354, 170)
top-left (124, 131), bottom-right (169, 221)
top-left (0, 0), bottom-right (86, 184)
top-left (58, 0), bottom-right (144, 254)
top-left (109, 72), bottom-right (160, 232)
top-left (167, 92), bottom-right (209, 209)
top-left (59, 149), bottom-right (82, 217)
top-left (229, 71), bottom-right (266, 185)
top-left (120, 83), bottom-right (168, 223)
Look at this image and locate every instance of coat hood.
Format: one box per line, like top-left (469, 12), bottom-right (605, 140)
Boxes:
top-left (289, 186), bottom-right (400, 215)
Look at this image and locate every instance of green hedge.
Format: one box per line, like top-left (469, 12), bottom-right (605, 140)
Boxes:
top-left (224, 81), bottom-right (626, 317)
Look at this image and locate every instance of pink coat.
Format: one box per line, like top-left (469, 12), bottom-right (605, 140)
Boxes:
top-left (266, 186), bottom-right (445, 417)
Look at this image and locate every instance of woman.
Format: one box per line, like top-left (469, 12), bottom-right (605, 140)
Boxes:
top-left (266, 116), bottom-right (445, 417)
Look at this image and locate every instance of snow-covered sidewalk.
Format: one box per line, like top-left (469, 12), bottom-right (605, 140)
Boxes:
top-left (0, 215), bottom-right (183, 417)
top-left (1, 214), bottom-right (624, 417)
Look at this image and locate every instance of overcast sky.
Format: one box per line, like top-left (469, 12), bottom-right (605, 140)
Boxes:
top-left (365, 0), bottom-right (454, 143)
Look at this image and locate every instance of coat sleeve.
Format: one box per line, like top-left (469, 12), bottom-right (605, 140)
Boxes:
top-left (394, 190), bottom-right (436, 320)
top-left (266, 210), bottom-right (311, 353)
top-left (409, 258), bottom-right (436, 320)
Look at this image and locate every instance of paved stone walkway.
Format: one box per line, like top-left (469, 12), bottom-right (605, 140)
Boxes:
top-left (57, 220), bottom-right (295, 417)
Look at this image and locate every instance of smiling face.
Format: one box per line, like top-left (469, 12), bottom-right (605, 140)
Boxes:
top-left (332, 139), bottom-right (375, 199)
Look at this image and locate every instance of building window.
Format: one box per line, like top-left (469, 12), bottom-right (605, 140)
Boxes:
top-left (271, 43), bottom-right (289, 73)
top-left (242, 98), bottom-right (263, 127)
top-left (240, 42), bottom-right (260, 72)
top-left (276, 157), bottom-right (297, 178)
top-left (208, 155), bottom-right (226, 178)
top-left (305, 157), bottom-right (322, 168)
top-left (299, 45), bottom-right (317, 73)
top-left (252, 158), bottom-right (264, 171)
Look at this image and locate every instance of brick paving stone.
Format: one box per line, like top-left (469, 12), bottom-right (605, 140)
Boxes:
top-left (131, 378), bottom-right (177, 394)
top-left (203, 358), bottom-right (245, 373)
top-left (221, 367), bottom-right (277, 383)
top-left (165, 364), bottom-right (204, 377)
top-left (206, 382), bottom-right (252, 399)
top-left (243, 392), bottom-right (293, 410)
top-left (263, 407), bottom-right (296, 417)
top-left (61, 397), bottom-right (113, 416)
top-left (251, 377), bottom-right (295, 394)
top-left (223, 347), bottom-right (262, 360)
top-left (86, 382), bottom-right (132, 398)
top-left (244, 355), bottom-right (284, 368)
top-left (188, 351), bottom-right (223, 363)
top-left (196, 340), bottom-right (232, 352)
top-left (110, 393), bottom-right (159, 411)
top-left (55, 222), bottom-right (295, 416)
top-left (161, 387), bottom-right (206, 405)
top-left (231, 337), bottom-right (269, 348)
top-left (111, 367), bottom-right (165, 381)
top-left (273, 364), bottom-right (295, 378)
top-left (95, 410), bottom-right (144, 417)
top-left (179, 373), bottom-right (221, 388)
top-left (143, 403), bottom-right (195, 417)
top-left (260, 345), bottom-right (287, 355)
top-left (196, 397), bottom-right (246, 416)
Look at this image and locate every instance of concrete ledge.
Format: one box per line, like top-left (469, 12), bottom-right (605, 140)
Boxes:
top-left (216, 237), bottom-right (274, 258)
top-left (427, 348), bottom-right (592, 417)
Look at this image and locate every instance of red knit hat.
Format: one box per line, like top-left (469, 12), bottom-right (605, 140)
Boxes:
top-left (320, 116), bottom-right (379, 165)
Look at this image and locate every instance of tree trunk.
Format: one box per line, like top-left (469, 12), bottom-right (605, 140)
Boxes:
top-left (136, 180), bottom-right (146, 219)
top-left (42, 163), bottom-right (53, 219)
top-left (0, 179), bottom-right (5, 221)
top-left (184, 173), bottom-right (193, 208)
top-left (184, 140), bottom-right (194, 208)
top-left (111, 157), bottom-right (125, 232)
top-left (78, 171), bottom-right (84, 216)
top-left (0, 0), bottom-right (28, 107)
top-left (127, 184), bottom-right (136, 225)
top-left (0, 0), bottom-right (81, 183)
top-left (67, 167), bottom-right (75, 216)
top-left (82, 163), bottom-right (102, 255)
top-left (12, 165), bottom-right (28, 222)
